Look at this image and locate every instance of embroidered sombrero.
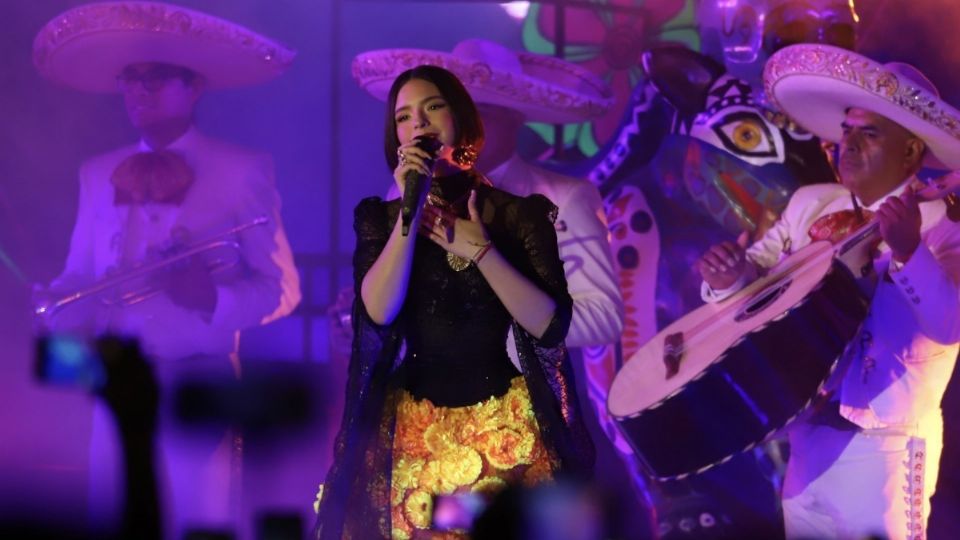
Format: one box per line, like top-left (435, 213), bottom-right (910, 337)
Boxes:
top-left (33, 1), bottom-right (296, 93)
top-left (764, 44), bottom-right (960, 170)
top-left (352, 38), bottom-right (613, 124)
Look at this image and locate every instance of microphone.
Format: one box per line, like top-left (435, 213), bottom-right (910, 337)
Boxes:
top-left (400, 135), bottom-right (442, 236)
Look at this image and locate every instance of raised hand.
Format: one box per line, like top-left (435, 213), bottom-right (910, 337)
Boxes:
top-left (419, 189), bottom-right (491, 262)
top-left (393, 141), bottom-right (435, 196)
top-left (698, 231), bottom-right (750, 290)
top-left (877, 185), bottom-right (922, 264)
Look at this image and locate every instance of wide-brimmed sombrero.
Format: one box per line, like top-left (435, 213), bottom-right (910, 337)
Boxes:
top-left (352, 38), bottom-right (613, 124)
top-left (33, 1), bottom-right (296, 93)
top-left (764, 44), bottom-right (960, 170)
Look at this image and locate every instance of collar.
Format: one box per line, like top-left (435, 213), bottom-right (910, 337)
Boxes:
top-left (138, 125), bottom-right (200, 153)
top-left (859, 177), bottom-right (915, 212)
top-left (486, 153), bottom-right (529, 192)
top-left (851, 175), bottom-right (946, 236)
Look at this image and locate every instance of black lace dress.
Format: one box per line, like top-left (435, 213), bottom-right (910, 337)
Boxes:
top-left (314, 170), bottom-right (595, 539)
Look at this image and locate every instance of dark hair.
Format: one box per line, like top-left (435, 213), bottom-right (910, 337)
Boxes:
top-left (383, 65), bottom-right (485, 170)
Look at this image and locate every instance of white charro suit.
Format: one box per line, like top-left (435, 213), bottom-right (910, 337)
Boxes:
top-left (53, 127), bottom-right (300, 358)
top-left (705, 180), bottom-right (960, 539)
top-left (487, 154), bottom-right (624, 350)
top-left (52, 127), bottom-right (300, 536)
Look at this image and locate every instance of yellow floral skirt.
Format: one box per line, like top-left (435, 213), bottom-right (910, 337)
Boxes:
top-left (390, 376), bottom-right (556, 539)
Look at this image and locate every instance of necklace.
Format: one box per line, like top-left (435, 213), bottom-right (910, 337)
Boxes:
top-left (427, 191), bottom-right (473, 271)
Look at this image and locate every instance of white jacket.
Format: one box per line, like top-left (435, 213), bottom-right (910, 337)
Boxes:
top-left (488, 154), bottom-right (624, 348)
top-left (705, 180), bottom-right (960, 431)
top-left (52, 128), bottom-right (301, 361)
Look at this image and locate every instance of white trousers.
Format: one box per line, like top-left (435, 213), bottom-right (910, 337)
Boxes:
top-left (782, 420), bottom-right (942, 540)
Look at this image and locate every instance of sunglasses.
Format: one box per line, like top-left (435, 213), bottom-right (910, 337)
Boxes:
top-left (116, 65), bottom-right (196, 92)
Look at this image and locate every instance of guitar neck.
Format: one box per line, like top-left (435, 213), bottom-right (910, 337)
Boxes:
top-left (836, 220), bottom-right (881, 257)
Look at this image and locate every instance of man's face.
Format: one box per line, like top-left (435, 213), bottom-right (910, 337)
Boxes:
top-left (838, 107), bottom-right (921, 197)
top-left (118, 62), bottom-right (203, 129)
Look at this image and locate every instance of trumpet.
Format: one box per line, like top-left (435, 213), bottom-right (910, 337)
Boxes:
top-left (34, 216), bottom-right (269, 324)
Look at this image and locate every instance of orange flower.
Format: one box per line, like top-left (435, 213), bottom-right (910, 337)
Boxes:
top-left (395, 394), bottom-right (437, 459)
top-left (403, 490), bottom-right (434, 530)
top-left (471, 476), bottom-right (508, 497)
top-left (419, 460), bottom-right (457, 495)
top-left (424, 423), bottom-right (457, 454)
top-left (391, 503), bottom-right (412, 540)
top-left (503, 381), bottom-right (536, 429)
top-left (438, 446), bottom-right (483, 488)
top-left (392, 456), bottom-right (425, 505)
top-left (478, 428), bottom-right (535, 470)
top-left (397, 393), bottom-right (437, 431)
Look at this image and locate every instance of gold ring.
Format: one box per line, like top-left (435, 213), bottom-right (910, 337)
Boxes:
top-left (435, 215), bottom-right (443, 227)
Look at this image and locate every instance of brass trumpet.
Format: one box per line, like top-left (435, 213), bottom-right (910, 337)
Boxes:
top-left (34, 216), bottom-right (269, 324)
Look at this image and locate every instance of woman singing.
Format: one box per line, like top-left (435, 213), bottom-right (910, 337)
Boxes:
top-left (314, 65), bottom-right (594, 539)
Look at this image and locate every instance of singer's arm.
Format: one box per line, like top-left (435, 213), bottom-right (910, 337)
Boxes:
top-left (359, 139), bottom-right (436, 326)
top-left (476, 246), bottom-right (558, 340)
top-left (475, 195), bottom-right (571, 345)
top-left (359, 206), bottom-right (418, 326)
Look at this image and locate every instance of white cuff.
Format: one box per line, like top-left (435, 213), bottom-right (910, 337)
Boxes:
top-left (700, 274), bottom-right (749, 303)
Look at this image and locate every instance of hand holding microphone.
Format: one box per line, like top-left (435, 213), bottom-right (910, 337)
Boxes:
top-left (395, 135), bottom-right (442, 236)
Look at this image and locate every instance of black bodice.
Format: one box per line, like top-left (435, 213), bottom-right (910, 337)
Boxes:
top-left (352, 170), bottom-right (571, 407)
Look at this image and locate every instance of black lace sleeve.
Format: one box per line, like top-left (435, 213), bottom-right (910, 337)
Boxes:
top-left (515, 193), bottom-right (574, 347)
top-left (353, 196), bottom-right (390, 294)
top-left (315, 196), bottom-right (401, 539)
top-left (351, 196), bottom-right (398, 330)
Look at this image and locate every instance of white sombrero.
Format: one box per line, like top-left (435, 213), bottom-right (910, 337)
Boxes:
top-left (764, 44), bottom-right (960, 170)
top-left (352, 38), bottom-right (613, 124)
top-left (33, 1), bottom-right (296, 93)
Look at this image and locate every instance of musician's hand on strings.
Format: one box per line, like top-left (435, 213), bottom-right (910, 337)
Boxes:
top-left (877, 185), bottom-right (922, 264)
top-left (698, 231), bottom-right (750, 290)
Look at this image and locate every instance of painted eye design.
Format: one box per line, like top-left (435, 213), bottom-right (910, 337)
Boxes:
top-left (713, 112), bottom-right (777, 158)
top-left (730, 120), bottom-right (764, 151)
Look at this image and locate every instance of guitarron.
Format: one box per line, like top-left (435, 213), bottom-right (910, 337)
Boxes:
top-left (607, 219), bottom-right (879, 480)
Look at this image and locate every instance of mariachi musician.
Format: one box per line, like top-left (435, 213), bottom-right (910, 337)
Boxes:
top-left (699, 45), bottom-right (960, 539)
top-left (33, 2), bottom-right (300, 536)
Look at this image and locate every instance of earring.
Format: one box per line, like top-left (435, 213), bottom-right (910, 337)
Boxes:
top-left (452, 144), bottom-right (479, 167)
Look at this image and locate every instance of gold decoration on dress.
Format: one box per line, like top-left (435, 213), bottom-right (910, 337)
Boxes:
top-left (446, 252), bottom-right (472, 272)
top-left (426, 187), bottom-right (479, 271)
